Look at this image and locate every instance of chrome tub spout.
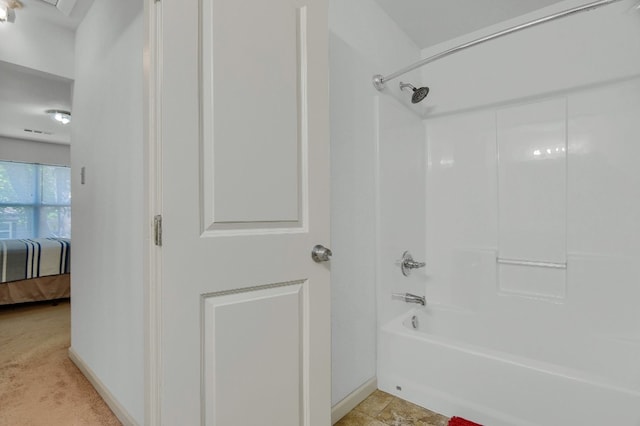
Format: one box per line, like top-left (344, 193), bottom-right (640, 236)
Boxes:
top-left (392, 293), bottom-right (426, 306)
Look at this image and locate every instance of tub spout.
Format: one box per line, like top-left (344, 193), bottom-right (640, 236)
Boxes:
top-left (392, 293), bottom-right (426, 306)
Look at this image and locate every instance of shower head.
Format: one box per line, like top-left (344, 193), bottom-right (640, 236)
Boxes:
top-left (399, 82), bottom-right (430, 104)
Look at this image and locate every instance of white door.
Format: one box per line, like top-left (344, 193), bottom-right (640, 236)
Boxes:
top-left (153, 0), bottom-right (330, 424)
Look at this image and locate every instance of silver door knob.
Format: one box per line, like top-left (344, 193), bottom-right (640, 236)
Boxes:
top-left (311, 245), bottom-right (332, 263)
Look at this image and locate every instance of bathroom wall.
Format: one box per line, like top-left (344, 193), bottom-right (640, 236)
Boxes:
top-left (328, 0), bottom-right (422, 406)
top-left (421, 0), bottom-right (640, 383)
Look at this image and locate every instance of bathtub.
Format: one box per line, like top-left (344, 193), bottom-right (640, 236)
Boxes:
top-left (377, 306), bottom-right (640, 426)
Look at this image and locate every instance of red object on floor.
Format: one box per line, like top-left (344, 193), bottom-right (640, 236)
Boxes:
top-left (448, 416), bottom-right (483, 426)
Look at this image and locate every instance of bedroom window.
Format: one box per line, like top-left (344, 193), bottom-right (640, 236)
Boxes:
top-left (0, 161), bottom-right (71, 239)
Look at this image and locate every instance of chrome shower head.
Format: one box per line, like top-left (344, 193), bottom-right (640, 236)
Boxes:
top-left (400, 82), bottom-right (430, 104)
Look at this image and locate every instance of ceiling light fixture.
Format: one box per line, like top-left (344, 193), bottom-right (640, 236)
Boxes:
top-left (0, 0), bottom-right (21, 23)
top-left (0, 5), bottom-right (15, 22)
top-left (46, 109), bottom-right (72, 125)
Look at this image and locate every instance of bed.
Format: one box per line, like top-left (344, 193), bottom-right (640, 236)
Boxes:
top-left (0, 238), bottom-right (71, 305)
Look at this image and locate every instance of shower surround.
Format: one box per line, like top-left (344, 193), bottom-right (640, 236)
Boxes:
top-left (372, 1), bottom-right (640, 425)
top-left (330, 0), bottom-right (640, 424)
top-left (377, 84), bottom-right (640, 424)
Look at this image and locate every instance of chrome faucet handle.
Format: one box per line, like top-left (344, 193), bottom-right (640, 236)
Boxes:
top-left (399, 251), bottom-right (426, 276)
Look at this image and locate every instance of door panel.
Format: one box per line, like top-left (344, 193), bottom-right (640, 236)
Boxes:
top-left (203, 282), bottom-right (306, 426)
top-left (157, 0), bottom-right (330, 424)
top-left (202, 0), bottom-right (308, 228)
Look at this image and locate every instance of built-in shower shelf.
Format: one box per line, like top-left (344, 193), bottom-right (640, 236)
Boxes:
top-left (496, 258), bottom-right (567, 269)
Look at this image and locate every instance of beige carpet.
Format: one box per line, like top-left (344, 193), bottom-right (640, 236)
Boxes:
top-left (0, 300), bottom-right (121, 426)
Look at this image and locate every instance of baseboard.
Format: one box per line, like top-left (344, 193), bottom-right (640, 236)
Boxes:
top-left (68, 347), bottom-right (138, 426)
top-left (331, 377), bottom-right (378, 425)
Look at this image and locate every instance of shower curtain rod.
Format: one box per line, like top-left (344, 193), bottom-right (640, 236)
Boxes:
top-left (372, 0), bottom-right (624, 90)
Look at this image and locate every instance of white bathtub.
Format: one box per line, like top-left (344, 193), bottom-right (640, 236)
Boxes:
top-left (377, 306), bottom-right (640, 426)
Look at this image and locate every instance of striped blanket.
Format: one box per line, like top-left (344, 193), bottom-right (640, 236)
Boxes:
top-left (1, 238), bottom-right (71, 284)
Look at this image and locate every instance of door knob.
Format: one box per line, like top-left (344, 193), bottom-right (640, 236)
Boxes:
top-left (311, 245), bottom-right (332, 263)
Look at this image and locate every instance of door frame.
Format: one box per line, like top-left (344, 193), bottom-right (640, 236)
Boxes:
top-left (143, 0), bottom-right (162, 424)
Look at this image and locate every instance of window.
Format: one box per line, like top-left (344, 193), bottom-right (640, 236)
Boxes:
top-left (0, 161), bottom-right (71, 239)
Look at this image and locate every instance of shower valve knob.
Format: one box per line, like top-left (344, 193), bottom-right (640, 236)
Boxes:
top-left (400, 251), bottom-right (426, 276)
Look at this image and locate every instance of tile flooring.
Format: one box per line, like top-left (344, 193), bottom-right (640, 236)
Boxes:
top-left (336, 390), bottom-right (449, 426)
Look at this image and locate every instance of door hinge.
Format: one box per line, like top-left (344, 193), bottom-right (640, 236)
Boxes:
top-left (153, 215), bottom-right (162, 246)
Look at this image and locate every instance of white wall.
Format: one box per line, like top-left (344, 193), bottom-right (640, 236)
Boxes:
top-left (0, 13), bottom-right (75, 79)
top-left (70, 0), bottom-right (144, 423)
top-left (329, 0), bottom-right (422, 406)
top-left (329, 33), bottom-right (378, 407)
top-left (0, 136), bottom-right (70, 166)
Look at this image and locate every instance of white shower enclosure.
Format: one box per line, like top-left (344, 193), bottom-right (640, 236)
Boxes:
top-left (330, 0), bottom-right (640, 425)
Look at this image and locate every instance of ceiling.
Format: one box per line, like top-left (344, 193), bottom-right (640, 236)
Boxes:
top-left (2, 0), bottom-right (575, 146)
top-left (373, 0), bottom-right (570, 49)
top-left (0, 0), bottom-right (93, 145)
top-left (19, 0), bottom-right (94, 30)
